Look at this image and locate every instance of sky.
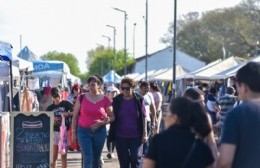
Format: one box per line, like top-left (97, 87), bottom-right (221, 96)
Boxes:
top-left (0, 0), bottom-right (242, 73)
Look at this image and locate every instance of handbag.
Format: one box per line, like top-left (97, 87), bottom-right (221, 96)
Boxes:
top-left (68, 127), bottom-right (80, 150)
top-left (59, 115), bottom-right (68, 155)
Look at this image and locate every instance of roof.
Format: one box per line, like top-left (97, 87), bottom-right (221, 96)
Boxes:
top-left (102, 70), bottom-right (121, 83)
top-left (133, 47), bottom-right (205, 74)
top-left (17, 46), bottom-right (41, 61)
top-left (0, 41), bottom-right (12, 61)
top-left (211, 55), bottom-right (260, 79)
top-left (183, 56), bottom-right (244, 80)
top-left (149, 65), bottom-right (189, 81)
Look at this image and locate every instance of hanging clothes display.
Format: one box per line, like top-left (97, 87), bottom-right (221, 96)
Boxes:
top-left (0, 112), bottom-right (10, 168)
top-left (20, 88), bottom-right (39, 112)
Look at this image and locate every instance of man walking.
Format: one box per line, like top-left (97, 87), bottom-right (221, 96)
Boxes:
top-left (218, 86), bottom-right (237, 133)
top-left (217, 62), bottom-right (260, 168)
top-left (139, 81), bottom-right (157, 154)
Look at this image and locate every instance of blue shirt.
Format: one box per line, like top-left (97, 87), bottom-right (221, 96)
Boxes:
top-left (221, 101), bottom-right (260, 168)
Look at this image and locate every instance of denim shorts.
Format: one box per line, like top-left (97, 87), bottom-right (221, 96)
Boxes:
top-left (53, 131), bottom-right (70, 146)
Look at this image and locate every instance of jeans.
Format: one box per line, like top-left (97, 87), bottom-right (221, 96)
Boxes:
top-left (143, 121), bottom-right (152, 155)
top-left (115, 136), bottom-right (142, 168)
top-left (106, 135), bottom-right (115, 153)
top-left (77, 126), bottom-right (106, 168)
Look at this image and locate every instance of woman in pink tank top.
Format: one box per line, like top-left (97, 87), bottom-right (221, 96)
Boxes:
top-left (71, 75), bottom-right (115, 168)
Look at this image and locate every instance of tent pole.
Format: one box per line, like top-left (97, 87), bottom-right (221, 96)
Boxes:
top-left (9, 60), bottom-right (13, 112)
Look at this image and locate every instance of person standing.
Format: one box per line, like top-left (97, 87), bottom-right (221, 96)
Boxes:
top-left (184, 88), bottom-right (218, 167)
top-left (105, 85), bottom-right (120, 159)
top-left (149, 82), bottom-right (163, 133)
top-left (46, 87), bottom-right (74, 168)
top-left (71, 76), bottom-right (115, 168)
top-left (206, 88), bottom-right (221, 125)
top-left (217, 62), bottom-right (260, 168)
top-left (139, 81), bottom-right (157, 155)
top-left (217, 87), bottom-right (237, 133)
top-left (108, 77), bottom-right (148, 168)
top-left (144, 97), bottom-right (214, 168)
top-left (67, 84), bottom-right (83, 104)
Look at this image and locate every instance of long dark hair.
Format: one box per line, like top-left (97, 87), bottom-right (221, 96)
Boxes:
top-left (170, 97), bottom-right (211, 138)
top-left (150, 82), bottom-right (161, 93)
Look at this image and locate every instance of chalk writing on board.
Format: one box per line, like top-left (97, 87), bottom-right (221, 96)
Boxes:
top-left (22, 121), bottom-right (43, 128)
top-left (12, 113), bottom-right (52, 168)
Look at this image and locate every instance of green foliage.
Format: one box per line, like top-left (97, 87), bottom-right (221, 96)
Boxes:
top-left (41, 51), bottom-right (81, 76)
top-left (86, 46), bottom-right (135, 76)
top-left (161, 0), bottom-right (260, 63)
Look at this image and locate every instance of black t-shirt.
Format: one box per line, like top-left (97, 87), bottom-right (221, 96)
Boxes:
top-left (46, 100), bottom-right (73, 131)
top-left (221, 101), bottom-right (260, 168)
top-left (145, 125), bottom-right (214, 168)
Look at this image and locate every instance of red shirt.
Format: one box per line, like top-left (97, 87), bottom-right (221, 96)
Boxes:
top-left (78, 95), bottom-right (111, 128)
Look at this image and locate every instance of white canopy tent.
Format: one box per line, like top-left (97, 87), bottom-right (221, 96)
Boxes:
top-left (67, 73), bottom-right (82, 85)
top-left (211, 55), bottom-right (260, 79)
top-left (180, 56), bottom-right (244, 80)
top-left (149, 65), bottom-right (189, 81)
top-left (0, 62), bottom-right (20, 81)
top-left (13, 56), bottom-right (34, 71)
top-left (126, 73), bottom-right (140, 80)
top-left (133, 70), bottom-right (156, 81)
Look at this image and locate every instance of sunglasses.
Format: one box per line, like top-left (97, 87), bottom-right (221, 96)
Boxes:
top-left (121, 87), bottom-right (131, 91)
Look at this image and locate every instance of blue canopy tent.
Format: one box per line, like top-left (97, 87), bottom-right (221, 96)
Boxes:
top-left (0, 41), bottom-right (14, 112)
top-left (103, 70), bottom-right (121, 83)
top-left (32, 60), bottom-right (70, 88)
top-left (33, 60), bottom-right (70, 73)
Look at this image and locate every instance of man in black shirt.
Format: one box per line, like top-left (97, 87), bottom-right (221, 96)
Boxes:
top-left (46, 87), bottom-right (73, 168)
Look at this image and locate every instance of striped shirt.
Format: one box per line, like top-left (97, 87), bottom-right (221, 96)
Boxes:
top-left (218, 94), bottom-right (237, 128)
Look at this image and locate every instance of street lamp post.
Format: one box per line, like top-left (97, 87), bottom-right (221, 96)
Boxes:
top-left (172, 0), bottom-right (177, 99)
top-left (113, 7), bottom-right (127, 77)
top-left (133, 23), bottom-right (137, 58)
top-left (106, 25), bottom-right (116, 70)
top-left (96, 44), bottom-right (104, 76)
top-left (102, 35), bottom-right (111, 48)
top-left (102, 35), bottom-right (111, 70)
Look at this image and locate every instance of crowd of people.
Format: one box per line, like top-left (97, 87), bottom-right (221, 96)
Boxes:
top-left (46, 61), bottom-right (260, 168)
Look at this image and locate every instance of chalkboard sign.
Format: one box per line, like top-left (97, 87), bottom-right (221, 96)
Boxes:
top-left (10, 112), bottom-right (53, 168)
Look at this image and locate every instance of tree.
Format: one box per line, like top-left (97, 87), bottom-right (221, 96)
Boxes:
top-left (86, 46), bottom-right (135, 76)
top-left (41, 51), bottom-right (81, 76)
top-left (161, 0), bottom-right (260, 63)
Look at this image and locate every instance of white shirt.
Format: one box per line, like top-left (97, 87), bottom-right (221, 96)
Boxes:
top-left (143, 92), bottom-right (155, 121)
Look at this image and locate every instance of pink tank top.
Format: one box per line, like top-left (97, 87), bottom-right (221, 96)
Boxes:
top-left (78, 95), bottom-right (111, 128)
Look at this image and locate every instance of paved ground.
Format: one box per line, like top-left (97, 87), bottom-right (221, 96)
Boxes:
top-left (57, 149), bottom-right (120, 168)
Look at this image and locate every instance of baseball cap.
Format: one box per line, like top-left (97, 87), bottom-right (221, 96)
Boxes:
top-left (107, 86), bottom-right (119, 93)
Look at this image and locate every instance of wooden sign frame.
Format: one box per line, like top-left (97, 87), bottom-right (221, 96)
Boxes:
top-left (10, 112), bottom-right (53, 168)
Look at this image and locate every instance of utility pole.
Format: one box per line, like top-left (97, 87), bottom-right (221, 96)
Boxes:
top-left (172, 0), bottom-right (177, 99)
top-left (113, 7), bottom-right (127, 77)
top-left (106, 25), bottom-right (117, 70)
top-left (145, 0), bottom-right (148, 81)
